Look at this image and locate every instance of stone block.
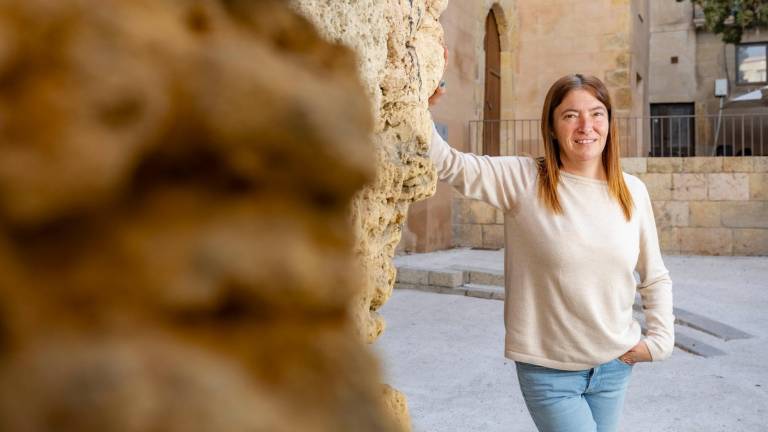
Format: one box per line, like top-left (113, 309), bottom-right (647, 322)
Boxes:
top-left (708, 173), bottom-right (749, 201)
top-left (496, 209), bottom-right (505, 224)
top-left (750, 174), bottom-right (768, 200)
top-left (605, 69), bottom-right (629, 86)
top-left (683, 157), bottom-right (722, 173)
top-left (647, 158), bottom-right (682, 173)
top-left (652, 201), bottom-right (689, 228)
top-left (464, 200), bottom-right (497, 224)
top-left (469, 271), bottom-right (505, 287)
top-left (428, 270), bottom-right (464, 288)
top-left (639, 173), bottom-right (672, 200)
top-left (620, 158), bottom-right (647, 174)
top-left (679, 228), bottom-right (733, 255)
top-left (672, 173), bottom-right (707, 200)
top-left (395, 266), bottom-right (428, 285)
top-left (482, 224), bottom-right (505, 249)
top-left (733, 229), bottom-right (768, 256)
top-left (689, 201), bottom-right (721, 227)
top-left (658, 227), bottom-right (680, 254)
top-left (721, 202), bottom-right (768, 228)
top-left (754, 157), bottom-right (768, 172)
top-left (453, 224), bottom-right (482, 247)
top-left (722, 157), bottom-right (753, 172)
top-left (612, 87), bottom-right (632, 110)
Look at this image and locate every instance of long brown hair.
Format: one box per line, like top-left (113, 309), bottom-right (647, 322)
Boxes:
top-left (537, 74), bottom-right (634, 221)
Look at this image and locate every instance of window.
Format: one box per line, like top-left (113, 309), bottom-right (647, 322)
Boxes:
top-left (736, 43), bottom-right (767, 85)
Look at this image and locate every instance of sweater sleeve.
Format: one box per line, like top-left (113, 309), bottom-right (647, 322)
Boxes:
top-left (429, 122), bottom-right (534, 212)
top-left (635, 183), bottom-right (675, 361)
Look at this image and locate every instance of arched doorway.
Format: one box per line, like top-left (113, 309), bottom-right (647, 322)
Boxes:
top-left (483, 8), bottom-right (501, 156)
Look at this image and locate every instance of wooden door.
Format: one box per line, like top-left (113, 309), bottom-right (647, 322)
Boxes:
top-left (483, 9), bottom-right (501, 156)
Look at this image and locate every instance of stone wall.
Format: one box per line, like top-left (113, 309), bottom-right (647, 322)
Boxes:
top-left (290, 1), bottom-right (448, 430)
top-left (452, 157), bottom-right (768, 255)
top-left (0, 1), bottom-right (422, 431)
top-left (622, 157), bottom-right (768, 255)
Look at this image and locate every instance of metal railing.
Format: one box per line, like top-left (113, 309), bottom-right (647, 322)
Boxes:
top-left (469, 114), bottom-right (768, 157)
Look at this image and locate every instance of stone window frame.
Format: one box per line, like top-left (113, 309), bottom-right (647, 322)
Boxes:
top-left (735, 41), bottom-right (767, 86)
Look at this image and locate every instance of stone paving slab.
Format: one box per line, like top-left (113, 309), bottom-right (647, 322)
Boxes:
top-left (394, 248), bottom-right (757, 359)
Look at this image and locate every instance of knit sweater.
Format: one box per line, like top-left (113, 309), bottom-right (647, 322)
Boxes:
top-left (429, 125), bottom-right (675, 371)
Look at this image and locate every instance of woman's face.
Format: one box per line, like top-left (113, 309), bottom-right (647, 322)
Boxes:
top-left (552, 89), bottom-right (609, 166)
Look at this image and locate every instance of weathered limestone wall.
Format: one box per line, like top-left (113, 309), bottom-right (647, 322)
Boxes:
top-left (289, 1), bottom-right (448, 429)
top-left (0, 0), bottom-right (407, 431)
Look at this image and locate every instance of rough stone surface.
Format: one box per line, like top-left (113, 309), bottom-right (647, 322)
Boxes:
top-left (683, 157), bottom-right (723, 173)
top-left (289, 2), bottom-right (448, 428)
top-left (679, 228), bottom-right (733, 255)
top-left (0, 1), bottom-right (403, 431)
top-left (721, 202), bottom-right (768, 229)
top-left (672, 173), bottom-right (708, 200)
top-left (652, 201), bottom-right (689, 228)
top-left (456, 199), bottom-right (497, 224)
top-left (647, 157), bottom-right (682, 173)
top-left (482, 225), bottom-right (505, 249)
top-left (733, 229), bottom-right (768, 256)
top-left (708, 173), bottom-right (749, 201)
top-left (638, 173), bottom-right (673, 200)
top-left (453, 224), bottom-right (483, 247)
top-left (620, 157), bottom-right (647, 174)
top-left (750, 174), bottom-right (768, 200)
top-left (722, 157), bottom-right (754, 172)
top-left (754, 157), bottom-right (768, 172)
top-left (689, 201), bottom-right (721, 228)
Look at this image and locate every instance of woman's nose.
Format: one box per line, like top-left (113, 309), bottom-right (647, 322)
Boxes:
top-left (577, 116), bottom-right (593, 133)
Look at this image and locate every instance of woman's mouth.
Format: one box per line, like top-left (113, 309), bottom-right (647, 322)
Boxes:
top-left (574, 138), bottom-right (597, 145)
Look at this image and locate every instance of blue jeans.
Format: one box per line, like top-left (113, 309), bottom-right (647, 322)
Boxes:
top-left (515, 359), bottom-right (633, 432)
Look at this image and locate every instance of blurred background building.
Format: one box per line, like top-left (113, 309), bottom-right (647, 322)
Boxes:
top-left (400, 0), bottom-right (768, 256)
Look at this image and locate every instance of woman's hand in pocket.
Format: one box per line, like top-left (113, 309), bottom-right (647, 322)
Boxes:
top-left (619, 340), bottom-right (652, 365)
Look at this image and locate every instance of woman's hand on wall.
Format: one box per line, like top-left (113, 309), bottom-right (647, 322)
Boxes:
top-left (428, 45), bottom-right (449, 107)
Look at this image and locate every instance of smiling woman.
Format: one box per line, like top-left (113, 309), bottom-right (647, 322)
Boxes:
top-left (427, 73), bottom-right (674, 432)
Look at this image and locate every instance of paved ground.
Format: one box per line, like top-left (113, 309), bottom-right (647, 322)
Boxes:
top-left (372, 249), bottom-right (768, 432)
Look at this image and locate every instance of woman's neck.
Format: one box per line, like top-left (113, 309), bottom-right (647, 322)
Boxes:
top-left (560, 159), bottom-right (607, 181)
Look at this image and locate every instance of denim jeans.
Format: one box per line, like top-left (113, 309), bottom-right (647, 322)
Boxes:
top-left (515, 358), bottom-right (633, 432)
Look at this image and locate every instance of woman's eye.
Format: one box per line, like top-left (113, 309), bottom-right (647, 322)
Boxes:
top-left (594, 112), bottom-right (605, 117)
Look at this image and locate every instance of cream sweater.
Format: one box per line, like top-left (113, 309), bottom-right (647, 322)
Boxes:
top-left (430, 125), bottom-right (674, 370)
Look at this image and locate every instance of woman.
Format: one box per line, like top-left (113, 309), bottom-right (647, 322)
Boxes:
top-left (428, 73), bottom-right (674, 432)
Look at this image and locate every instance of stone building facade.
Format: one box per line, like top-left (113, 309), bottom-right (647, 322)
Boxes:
top-left (402, 0), bottom-right (652, 253)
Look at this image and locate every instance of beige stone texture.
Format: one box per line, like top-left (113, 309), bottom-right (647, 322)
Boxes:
top-left (722, 157), bottom-right (754, 172)
top-left (647, 157), bottom-right (682, 173)
top-left (652, 201), bottom-right (689, 228)
top-left (689, 201), bottom-right (722, 228)
top-left (496, 208), bottom-right (506, 224)
top-left (679, 228), bottom-right (733, 255)
top-left (733, 229), bottom-right (768, 256)
top-left (708, 173), bottom-right (750, 201)
top-left (682, 157), bottom-right (723, 173)
top-left (0, 1), bottom-right (404, 431)
top-left (750, 174), bottom-right (768, 200)
top-left (721, 202), bottom-right (768, 229)
top-left (658, 227), bottom-right (681, 254)
top-left (454, 224), bottom-right (483, 247)
top-left (672, 173), bottom-right (708, 200)
top-left (638, 173), bottom-right (672, 200)
top-left (456, 199), bottom-right (497, 224)
top-left (482, 224), bottom-right (505, 250)
top-left (291, 1), bottom-right (448, 428)
top-left (621, 157), bottom-right (647, 174)
top-left (755, 157), bottom-right (768, 172)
